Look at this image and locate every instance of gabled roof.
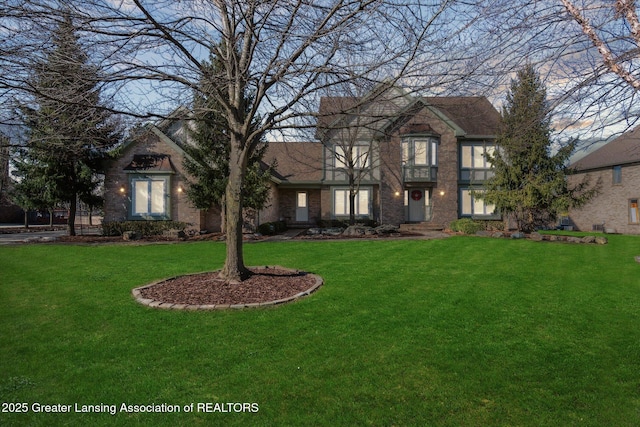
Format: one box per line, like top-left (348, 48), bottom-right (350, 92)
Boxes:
top-left (421, 97), bottom-right (501, 137)
top-left (572, 126), bottom-right (640, 171)
top-left (264, 141), bottom-right (323, 183)
top-left (317, 88), bottom-right (500, 140)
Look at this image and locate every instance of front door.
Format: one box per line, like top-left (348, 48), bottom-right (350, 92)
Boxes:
top-left (407, 189), bottom-right (431, 222)
top-left (296, 191), bottom-right (309, 222)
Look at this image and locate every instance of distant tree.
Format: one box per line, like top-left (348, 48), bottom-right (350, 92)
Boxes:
top-left (15, 14), bottom-right (121, 235)
top-left (182, 55), bottom-right (273, 228)
top-left (481, 65), bottom-right (599, 232)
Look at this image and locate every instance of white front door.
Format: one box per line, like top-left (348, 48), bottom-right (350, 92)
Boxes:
top-left (296, 192), bottom-right (308, 222)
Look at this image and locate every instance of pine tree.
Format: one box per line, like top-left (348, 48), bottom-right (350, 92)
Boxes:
top-left (183, 55), bottom-right (273, 229)
top-left (482, 65), bottom-right (599, 232)
top-left (13, 14), bottom-right (121, 235)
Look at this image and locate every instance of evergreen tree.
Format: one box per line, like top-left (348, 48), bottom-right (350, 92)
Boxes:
top-left (13, 14), bottom-right (121, 235)
top-left (482, 65), bottom-right (598, 232)
top-left (183, 55), bottom-right (273, 228)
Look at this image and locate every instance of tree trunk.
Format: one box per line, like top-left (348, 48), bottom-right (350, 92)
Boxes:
top-left (68, 197), bottom-right (77, 236)
top-left (49, 208), bottom-right (53, 227)
top-left (24, 210), bottom-right (29, 229)
top-left (349, 173), bottom-right (356, 225)
top-left (220, 145), bottom-right (251, 283)
top-left (349, 191), bottom-right (356, 225)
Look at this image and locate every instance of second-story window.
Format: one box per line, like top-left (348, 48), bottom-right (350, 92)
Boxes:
top-left (402, 137), bottom-right (438, 166)
top-left (613, 165), bottom-right (622, 184)
top-left (335, 145), bottom-right (370, 169)
top-left (460, 142), bottom-right (496, 182)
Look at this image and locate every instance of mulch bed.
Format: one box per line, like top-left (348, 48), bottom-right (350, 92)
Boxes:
top-left (137, 267), bottom-right (319, 307)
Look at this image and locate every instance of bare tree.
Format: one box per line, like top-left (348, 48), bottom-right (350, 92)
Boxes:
top-left (2, 0), bottom-right (529, 281)
top-left (561, 0), bottom-right (640, 91)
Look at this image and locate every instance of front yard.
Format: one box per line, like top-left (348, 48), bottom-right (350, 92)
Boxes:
top-left (1, 235), bottom-right (639, 426)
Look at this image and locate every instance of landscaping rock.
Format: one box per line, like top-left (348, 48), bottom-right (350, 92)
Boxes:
top-left (581, 236), bottom-right (596, 244)
top-left (163, 229), bottom-right (187, 239)
top-left (595, 236), bottom-right (608, 245)
top-left (529, 232), bottom-right (544, 241)
top-left (491, 232), bottom-right (504, 238)
top-left (475, 230), bottom-right (492, 237)
top-left (511, 232), bottom-right (525, 239)
top-left (375, 224), bottom-right (399, 234)
top-left (122, 231), bottom-right (139, 241)
top-left (566, 236), bottom-right (582, 243)
top-left (343, 225), bottom-right (373, 236)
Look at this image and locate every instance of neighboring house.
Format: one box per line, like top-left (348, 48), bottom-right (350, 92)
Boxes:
top-left (0, 133), bottom-right (23, 223)
top-left (103, 86), bottom-right (502, 232)
top-left (568, 126), bottom-right (640, 234)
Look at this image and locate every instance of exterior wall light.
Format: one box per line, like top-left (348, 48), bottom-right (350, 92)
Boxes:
top-left (119, 186), bottom-right (126, 193)
top-left (439, 190), bottom-right (445, 196)
top-left (394, 191), bottom-right (400, 197)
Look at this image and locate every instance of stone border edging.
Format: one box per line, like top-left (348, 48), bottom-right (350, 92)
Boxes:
top-left (131, 265), bottom-right (323, 310)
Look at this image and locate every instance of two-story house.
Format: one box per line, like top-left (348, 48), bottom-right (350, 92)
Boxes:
top-left (264, 85), bottom-right (502, 229)
top-left (103, 86), bottom-right (501, 232)
top-left (568, 126), bottom-right (640, 234)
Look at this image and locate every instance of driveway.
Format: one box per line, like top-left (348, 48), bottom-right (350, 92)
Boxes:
top-left (0, 225), bottom-right (99, 244)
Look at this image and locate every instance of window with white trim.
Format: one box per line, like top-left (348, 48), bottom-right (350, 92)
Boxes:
top-left (630, 198), bottom-right (639, 224)
top-left (333, 188), bottom-right (370, 216)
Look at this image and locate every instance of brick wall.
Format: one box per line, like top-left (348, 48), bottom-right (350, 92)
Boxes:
top-left (569, 164), bottom-right (640, 234)
top-left (277, 188), bottom-right (321, 226)
top-left (390, 106), bottom-right (460, 228)
top-left (103, 131), bottom-right (220, 232)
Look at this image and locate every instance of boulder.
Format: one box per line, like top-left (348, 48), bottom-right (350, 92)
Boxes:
top-left (566, 236), bottom-right (582, 243)
top-left (163, 229), bottom-right (187, 239)
top-left (491, 231), bottom-right (504, 238)
top-left (511, 232), bottom-right (525, 239)
top-left (595, 236), bottom-right (608, 245)
top-left (342, 225), bottom-right (373, 236)
top-left (375, 224), bottom-right (399, 234)
top-left (122, 231), bottom-right (139, 241)
top-left (581, 236), bottom-right (596, 244)
top-left (529, 232), bottom-right (543, 241)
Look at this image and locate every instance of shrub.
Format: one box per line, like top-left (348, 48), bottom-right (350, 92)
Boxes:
top-left (257, 221), bottom-right (287, 235)
top-left (101, 220), bottom-right (190, 237)
top-left (449, 218), bottom-right (485, 235)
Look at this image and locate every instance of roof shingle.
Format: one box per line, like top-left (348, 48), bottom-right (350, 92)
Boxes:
top-left (572, 126), bottom-right (640, 171)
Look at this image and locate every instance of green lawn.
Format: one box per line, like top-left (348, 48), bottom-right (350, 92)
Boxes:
top-left (1, 235), bottom-right (639, 426)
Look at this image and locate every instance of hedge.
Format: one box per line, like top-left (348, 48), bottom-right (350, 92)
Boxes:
top-left (101, 220), bottom-right (190, 237)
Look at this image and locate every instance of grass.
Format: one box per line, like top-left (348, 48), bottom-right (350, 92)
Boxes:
top-left (1, 234), bottom-right (639, 426)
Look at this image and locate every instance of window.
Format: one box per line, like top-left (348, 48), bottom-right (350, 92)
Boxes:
top-left (402, 137), bottom-right (438, 166)
top-left (460, 189), bottom-right (496, 217)
top-left (630, 199), bottom-right (639, 224)
top-left (613, 165), bottom-right (622, 184)
top-left (460, 143), bottom-right (496, 182)
top-left (335, 145), bottom-right (370, 169)
top-left (333, 188), bottom-right (370, 216)
top-left (131, 176), bottom-right (169, 218)
top-left (461, 143), bottom-right (495, 169)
